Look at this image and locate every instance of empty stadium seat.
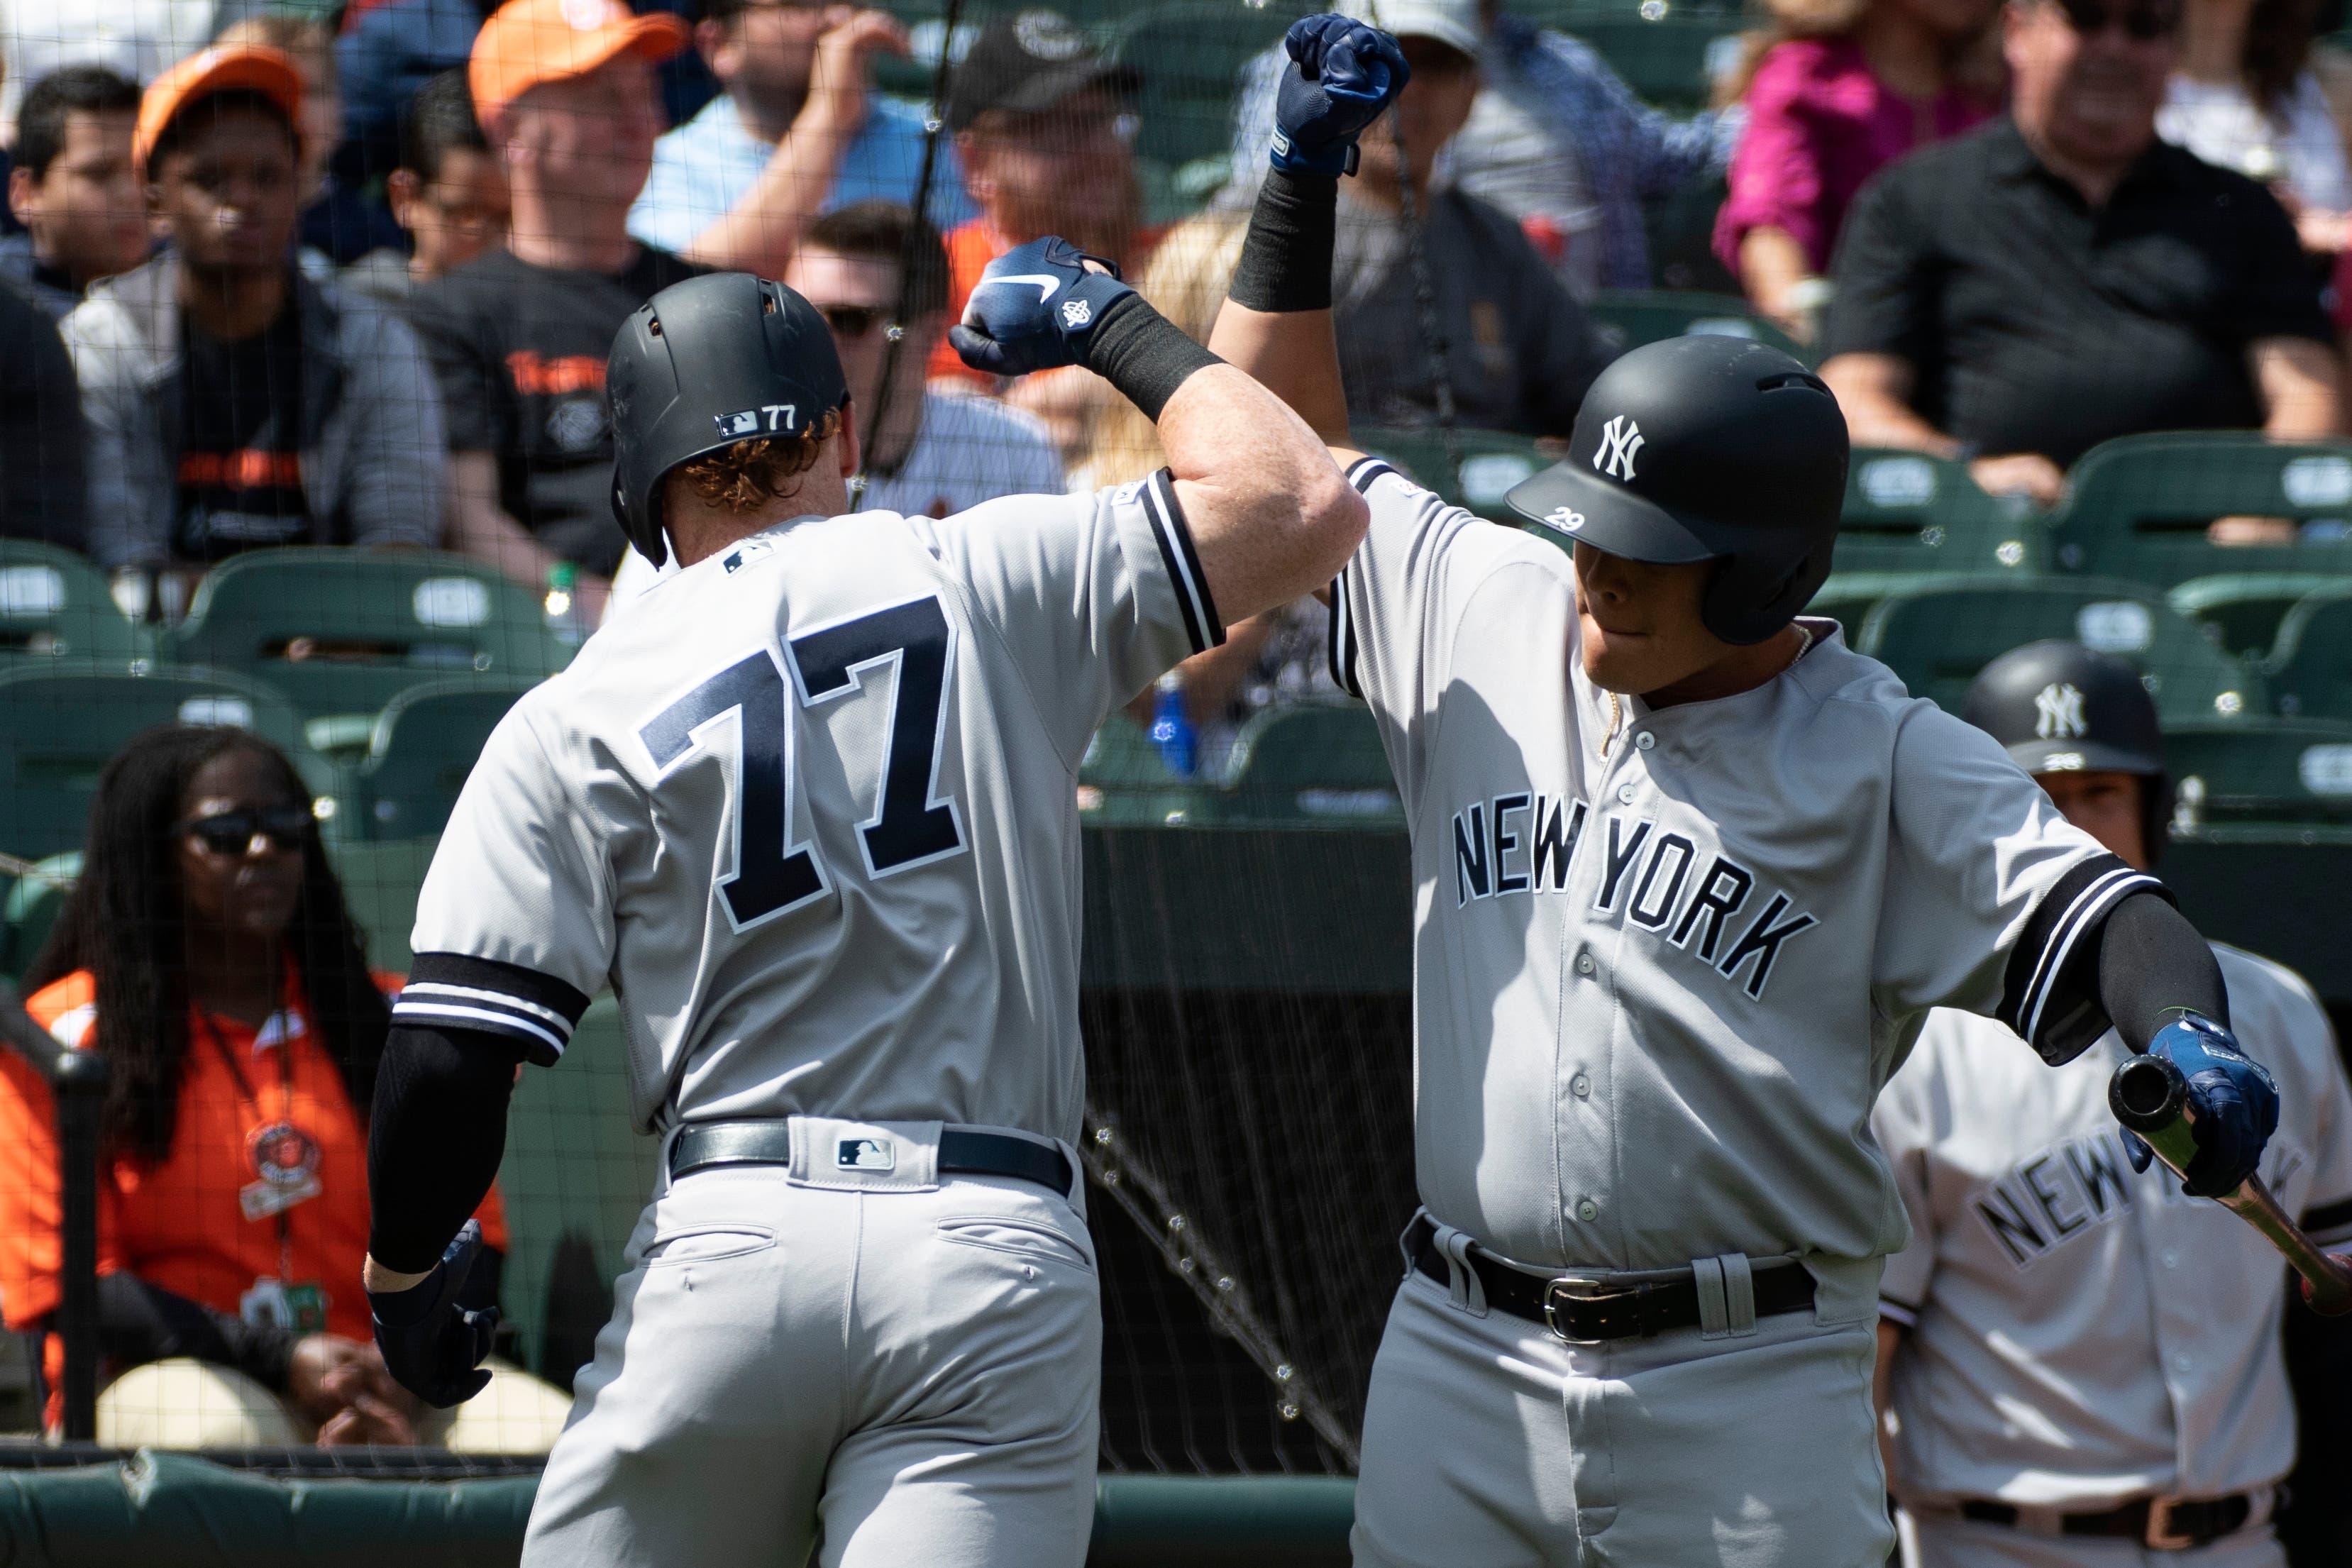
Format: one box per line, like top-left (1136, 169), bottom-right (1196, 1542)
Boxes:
top-left (350, 678), bottom-right (536, 840)
top-left (325, 839), bottom-right (439, 973)
top-left (1833, 449), bottom-right (2045, 577)
top-left (2264, 586), bottom-right (2352, 722)
top-left (1220, 703), bottom-right (1398, 824)
top-left (2052, 434), bottom-right (2352, 587)
top-left (1586, 289), bottom-right (1809, 363)
top-left (2167, 573), bottom-right (2341, 663)
top-left (1354, 426), bottom-right (1551, 524)
top-left (1531, 3), bottom-right (1745, 109)
top-left (0, 664), bottom-right (337, 861)
top-left (1115, 1), bottom-right (1295, 180)
top-left (160, 549), bottom-right (570, 741)
top-left (0, 854), bottom-right (77, 983)
top-left (0, 542), bottom-right (148, 668)
top-left (1853, 576), bottom-right (2263, 721)
top-left (2165, 719), bottom-right (2352, 827)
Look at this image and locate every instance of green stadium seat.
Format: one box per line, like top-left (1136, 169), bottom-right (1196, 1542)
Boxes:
top-left (324, 838), bottom-right (439, 973)
top-left (0, 854), bottom-right (78, 983)
top-left (1586, 289), bottom-right (1809, 364)
top-left (1115, 4), bottom-right (1297, 173)
top-left (350, 678), bottom-right (536, 840)
top-left (1529, 4), bottom-right (1745, 109)
top-left (0, 541), bottom-right (148, 667)
top-left (2263, 585), bottom-right (2352, 722)
top-left (2165, 718), bottom-right (2352, 826)
top-left (2051, 433), bottom-right (2352, 587)
top-left (1220, 703), bottom-right (1398, 824)
top-left (1833, 448), bottom-right (2045, 577)
top-left (0, 663), bottom-right (337, 861)
top-left (1354, 426), bottom-right (1551, 523)
top-left (1853, 575), bottom-right (2264, 721)
top-left (2165, 573), bottom-right (2341, 663)
top-left (498, 999), bottom-right (657, 1381)
top-left (160, 549), bottom-right (570, 738)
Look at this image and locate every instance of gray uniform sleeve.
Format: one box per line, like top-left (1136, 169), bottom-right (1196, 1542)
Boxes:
top-left (1875, 705), bottom-right (2163, 1064)
top-left (939, 468), bottom-right (1222, 767)
top-left (397, 698), bottom-right (608, 1066)
top-left (2272, 971), bottom-right (2352, 1248)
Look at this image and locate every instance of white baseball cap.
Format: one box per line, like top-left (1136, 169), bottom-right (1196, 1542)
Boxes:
top-left (1341, 0), bottom-right (1483, 59)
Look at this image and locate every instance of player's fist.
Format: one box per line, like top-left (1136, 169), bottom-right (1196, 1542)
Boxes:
top-left (2141, 1014), bottom-right (2280, 1198)
top-left (949, 237), bottom-right (1135, 378)
top-left (1271, 13), bottom-right (1410, 177)
top-left (368, 1220), bottom-right (499, 1408)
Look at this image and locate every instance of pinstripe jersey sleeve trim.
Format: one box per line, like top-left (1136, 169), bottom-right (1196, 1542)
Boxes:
top-left (1998, 854), bottom-right (2168, 1064)
top-left (394, 952), bottom-right (592, 1066)
top-left (2302, 1195), bottom-right (2352, 1246)
top-left (1877, 1298), bottom-right (1921, 1328)
top-left (1325, 567), bottom-right (1363, 699)
top-left (1346, 456), bottom-right (1397, 494)
top-left (1142, 467), bottom-right (1223, 655)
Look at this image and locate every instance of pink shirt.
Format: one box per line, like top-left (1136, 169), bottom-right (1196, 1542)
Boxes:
top-left (1715, 36), bottom-right (1999, 274)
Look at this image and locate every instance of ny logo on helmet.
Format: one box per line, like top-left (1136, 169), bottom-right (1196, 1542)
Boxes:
top-left (1061, 299), bottom-right (1093, 328)
top-left (1594, 415), bottom-right (1645, 482)
top-left (2034, 681), bottom-right (2088, 740)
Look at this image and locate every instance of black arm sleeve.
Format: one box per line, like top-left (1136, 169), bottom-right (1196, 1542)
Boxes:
top-left (367, 1023), bottom-right (525, 1274)
top-left (2094, 888), bottom-right (2229, 1052)
top-left (94, 1272), bottom-right (297, 1392)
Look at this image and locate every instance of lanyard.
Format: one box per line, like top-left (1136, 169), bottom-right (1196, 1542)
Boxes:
top-left (194, 1007), bottom-right (302, 1283)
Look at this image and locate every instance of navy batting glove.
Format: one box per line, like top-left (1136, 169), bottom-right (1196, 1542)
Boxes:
top-left (1271, 13), bottom-right (1410, 177)
top-left (369, 1220), bottom-right (499, 1409)
top-left (949, 236), bottom-right (1135, 378)
top-left (2152, 1013), bottom-right (2280, 1198)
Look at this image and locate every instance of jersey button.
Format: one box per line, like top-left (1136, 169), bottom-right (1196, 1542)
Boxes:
top-left (1571, 1073), bottom-right (1591, 1098)
top-left (1576, 1198), bottom-right (1600, 1222)
top-left (1576, 954), bottom-right (1596, 976)
top-left (1633, 731), bottom-right (1655, 751)
top-left (1616, 783), bottom-right (1638, 805)
top-left (2160, 1249), bottom-right (2180, 1269)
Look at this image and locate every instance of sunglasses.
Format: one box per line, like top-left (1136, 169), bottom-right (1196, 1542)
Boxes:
top-left (178, 807), bottom-right (312, 855)
top-left (2054, 0), bottom-right (2178, 39)
top-left (819, 304), bottom-right (892, 340)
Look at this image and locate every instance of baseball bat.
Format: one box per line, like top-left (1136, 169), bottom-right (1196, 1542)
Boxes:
top-left (2109, 1054), bottom-right (2352, 1315)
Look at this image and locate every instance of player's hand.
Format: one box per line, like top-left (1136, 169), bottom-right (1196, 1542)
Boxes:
top-left (1271, 14), bottom-right (1410, 177)
top-left (2131, 1015), bottom-right (2281, 1198)
top-left (368, 1220), bottom-right (499, 1408)
top-left (949, 237), bottom-right (1135, 378)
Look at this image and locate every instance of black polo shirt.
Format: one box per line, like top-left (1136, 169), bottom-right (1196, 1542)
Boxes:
top-left (1821, 119), bottom-right (2331, 468)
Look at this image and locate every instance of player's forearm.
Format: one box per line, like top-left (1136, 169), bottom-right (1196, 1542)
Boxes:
top-left (1207, 168), bottom-right (1350, 443)
top-left (367, 1025), bottom-right (523, 1275)
top-left (2094, 892), bottom-right (2229, 1053)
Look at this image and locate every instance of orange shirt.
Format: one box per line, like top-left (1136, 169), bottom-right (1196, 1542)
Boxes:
top-left (929, 219), bottom-right (1172, 387)
top-left (0, 970), bottom-right (507, 1413)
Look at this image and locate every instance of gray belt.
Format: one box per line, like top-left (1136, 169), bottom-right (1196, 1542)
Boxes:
top-left (668, 1120), bottom-right (1075, 1198)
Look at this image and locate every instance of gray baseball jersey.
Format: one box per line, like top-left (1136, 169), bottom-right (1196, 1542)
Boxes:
top-left (1325, 457), bottom-right (2158, 1277)
top-left (397, 470), bottom-right (1221, 1141)
top-left (1874, 944), bottom-right (2352, 1507)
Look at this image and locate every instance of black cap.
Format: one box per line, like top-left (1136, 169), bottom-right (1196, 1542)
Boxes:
top-left (607, 272), bottom-right (849, 567)
top-left (946, 9), bottom-right (1139, 134)
top-left (1962, 640), bottom-right (2166, 778)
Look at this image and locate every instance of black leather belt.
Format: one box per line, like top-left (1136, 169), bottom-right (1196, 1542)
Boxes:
top-left (1406, 1213), bottom-right (1814, 1343)
top-left (669, 1120), bottom-right (1074, 1198)
top-left (1957, 1494), bottom-right (2254, 1551)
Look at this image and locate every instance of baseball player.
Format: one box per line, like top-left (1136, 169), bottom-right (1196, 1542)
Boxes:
top-left (1209, 17), bottom-right (2287, 1566)
top-left (351, 222), bottom-right (1387, 1559)
top-left (1873, 641), bottom-right (2352, 1567)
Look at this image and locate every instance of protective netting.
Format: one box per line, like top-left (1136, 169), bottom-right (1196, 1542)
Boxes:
top-left (0, 3), bottom-right (2348, 1543)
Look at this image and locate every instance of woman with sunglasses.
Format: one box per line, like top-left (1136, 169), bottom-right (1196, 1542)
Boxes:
top-left (0, 724), bottom-right (568, 1448)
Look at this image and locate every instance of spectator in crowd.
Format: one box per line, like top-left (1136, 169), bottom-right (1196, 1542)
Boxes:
top-left (342, 69), bottom-right (507, 304)
top-left (627, 2), bottom-right (971, 275)
top-left (2162, 0), bottom-right (2351, 250)
top-left (64, 45), bottom-right (443, 580)
top-left (407, 0), bottom-right (698, 620)
top-left (1716, 0), bottom-right (2004, 336)
top-left (0, 279), bottom-right (87, 547)
top-left (214, 14), bottom-right (407, 269)
top-left (0, 725), bottom-right (570, 1450)
top-left (928, 10), bottom-right (1149, 390)
top-left (1325, 0), bottom-right (1613, 435)
top-left (2, 65), bottom-right (147, 319)
top-left (1225, 0), bottom-right (1742, 298)
top-left (1818, 0), bottom-right (2340, 507)
top-left (336, 0), bottom-right (497, 184)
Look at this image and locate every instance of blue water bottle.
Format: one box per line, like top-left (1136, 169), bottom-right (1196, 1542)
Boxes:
top-left (1148, 671), bottom-right (1197, 777)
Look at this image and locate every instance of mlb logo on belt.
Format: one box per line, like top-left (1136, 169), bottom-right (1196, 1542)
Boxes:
top-left (837, 1137), bottom-right (895, 1172)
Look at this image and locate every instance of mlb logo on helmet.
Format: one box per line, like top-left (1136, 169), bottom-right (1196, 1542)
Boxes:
top-left (837, 1137), bottom-right (896, 1172)
top-left (716, 409), bottom-right (762, 438)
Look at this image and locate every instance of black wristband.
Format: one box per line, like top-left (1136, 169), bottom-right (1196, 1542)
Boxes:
top-left (1229, 167), bottom-right (1338, 315)
top-left (1082, 292), bottom-right (1222, 423)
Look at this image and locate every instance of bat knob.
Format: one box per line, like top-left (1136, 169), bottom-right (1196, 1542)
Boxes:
top-left (2109, 1053), bottom-right (2188, 1132)
top-left (2300, 1257), bottom-right (2352, 1317)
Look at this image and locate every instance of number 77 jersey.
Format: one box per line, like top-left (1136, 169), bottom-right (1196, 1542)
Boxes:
top-left (397, 472), bottom-right (1221, 1143)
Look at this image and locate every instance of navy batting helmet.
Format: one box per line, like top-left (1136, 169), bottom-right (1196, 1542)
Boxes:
top-left (1962, 640), bottom-right (2175, 863)
top-left (607, 272), bottom-right (850, 568)
top-left (1504, 334), bottom-right (1849, 646)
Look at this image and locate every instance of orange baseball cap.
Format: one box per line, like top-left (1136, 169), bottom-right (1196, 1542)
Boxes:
top-left (470, 0), bottom-right (690, 126)
top-left (133, 43), bottom-right (305, 179)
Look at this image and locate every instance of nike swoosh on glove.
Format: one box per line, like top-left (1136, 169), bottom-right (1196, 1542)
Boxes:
top-left (2131, 1012), bottom-right (2282, 1199)
top-left (948, 236), bottom-right (1136, 377)
top-left (369, 1219), bottom-right (499, 1408)
top-left (1270, 13), bottom-right (1410, 176)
